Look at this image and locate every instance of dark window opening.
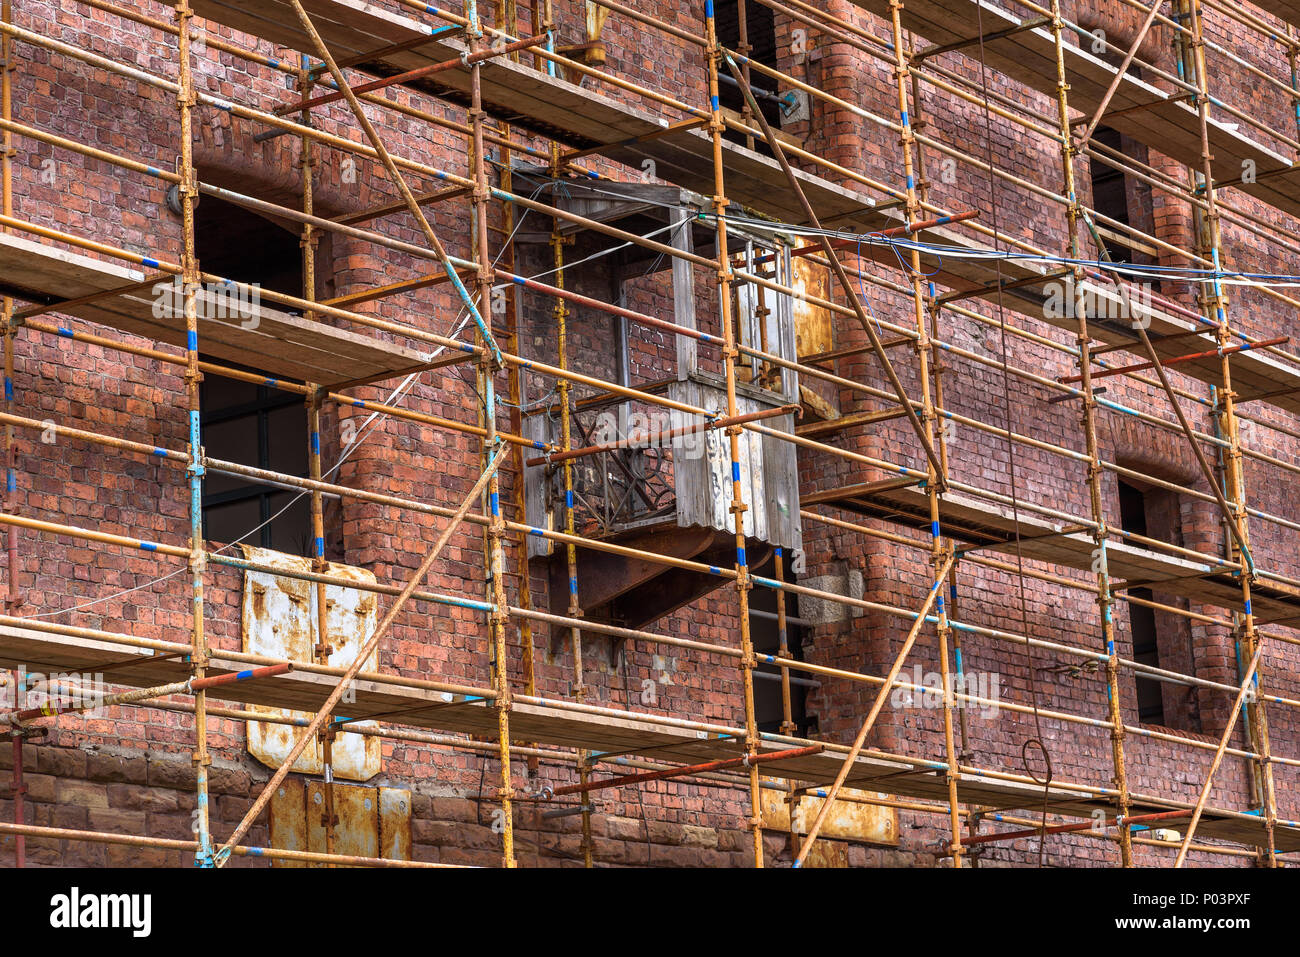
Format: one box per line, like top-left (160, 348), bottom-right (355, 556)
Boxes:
top-left (1118, 478), bottom-right (1199, 732)
top-left (749, 563), bottom-right (815, 738)
top-left (201, 374), bottom-right (313, 555)
top-left (196, 194), bottom-right (314, 556)
top-left (1090, 126), bottom-right (1134, 265)
top-left (1088, 122), bottom-right (1161, 293)
top-left (1118, 479), bottom-right (1163, 725)
top-left (714, 1), bottom-right (783, 148)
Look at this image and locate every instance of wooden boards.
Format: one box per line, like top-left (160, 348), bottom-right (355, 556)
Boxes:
top-left (0, 231), bottom-right (428, 384)
top-left (847, 0), bottom-right (1300, 218)
top-left (188, 1), bottom-right (1300, 417)
top-left (1, 620), bottom-right (1291, 851)
top-left (1241, 0), bottom-right (1300, 29)
top-left (189, 0), bottom-right (891, 233)
top-left (811, 482), bottom-right (1300, 626)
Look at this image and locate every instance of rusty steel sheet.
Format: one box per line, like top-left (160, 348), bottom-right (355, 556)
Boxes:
top-left (240, 545), bottom-right (381, 781)
top-left (760, 781), bottom-right (899, 847)
top-left (269, 778), bottom-right (411, 867)
top-left (268, 777), bottom-right (310, 869)
top-left (791, 254), bottom-right (833, 359)
top-left (307, 781), bottom-right (379, 865)
top-left (801, 838), bottom-right (852, 868)
top-left (379, 787), bottom-right (413, 862)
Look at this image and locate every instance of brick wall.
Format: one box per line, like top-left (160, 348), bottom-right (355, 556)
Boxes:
top-left (0, 0), bottom-right (1294, 868)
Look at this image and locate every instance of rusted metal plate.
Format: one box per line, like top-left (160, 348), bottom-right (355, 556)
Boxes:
top-left (240, 545), bottom-right (381, 781)
top-left (801, 839), bottom-right (851, 868)
top-left (792, 254), bottom-right (833, 358)
top-left (307, 781), bottom-right (379, 866)
top-left (378, 787), bottom-right (413, 862)
top-left (268, 776), bottom-right (310, 869)
top-left (760, 781), bottom-right (899, 846)
top-left (270, 779), bottom-right (411, 867)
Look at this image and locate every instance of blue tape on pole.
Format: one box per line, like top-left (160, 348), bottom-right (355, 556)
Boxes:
top-left (141, 542), bottom-right (158, 551)
top-left (57, 327), bottom-right (73, 338)
top-left (187, 330), bottom-right (198, 351)
top-left (142, 257), bottom-right (160, 269)
top-left (235, 669), bottom-right (254, 681)
top-left (737, 548), bottom-right (747, 566)
top-left (311, 432), bottom-right (320, 455)
top-left (315, 537), bottom-right (324, 558)
top-left (3, 378), bottom-right (10, 401)
top-left (732, 461), bottom-right (740, 482)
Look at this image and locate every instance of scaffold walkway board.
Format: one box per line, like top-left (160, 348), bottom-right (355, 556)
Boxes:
top-left (185, 0), bottom-right (1300, 419)
top-left (0, 621), bottom-right (1292, 852)
top-left (1042, 280), bottom-right (1300, 418)
top-left (0, 231), bottom-right (429, 384)
top-left (1248, 1), bottom-right (1300, 28)
top-left (808, 483), bottom-right (1300, 626)
top-left (190, 0), bottom-right (891, 233)
top-left (848, 0), bottom-right (1300, 219)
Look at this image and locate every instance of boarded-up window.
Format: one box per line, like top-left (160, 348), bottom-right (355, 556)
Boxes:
top-left (240, 545), bottom-right (382, 780)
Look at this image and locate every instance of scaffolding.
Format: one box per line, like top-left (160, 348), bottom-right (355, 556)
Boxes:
top-left (0, 0), bottom-right (1297, 867)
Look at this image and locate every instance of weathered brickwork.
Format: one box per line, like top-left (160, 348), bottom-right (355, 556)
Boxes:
top-left (0, 0), bottom-right (1295, 867)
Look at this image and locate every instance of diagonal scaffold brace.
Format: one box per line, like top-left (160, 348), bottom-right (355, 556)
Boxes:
top-left (722, 54), bottom-right (945, 484)
top-left (287, 0), bottom-right (503, 367)
top-left (1174, 638), bottom-right (1265, 866)
top-left (792, 551), bottom-right (956, 867)
top-left (213, 443), bottom-right (511, 866)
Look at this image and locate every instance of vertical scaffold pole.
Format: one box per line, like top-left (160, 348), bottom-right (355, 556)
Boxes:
top-left (1184, 0), bottom-right (1278, 865)
top-left (174, 0), bottom-right (213, 868)
top-left (1, 0), bottom-right (24, 871)
top-left (547, 136), bottom-right (594, 866)
top-left (704, 0), bottom-right (764, 868)
top-left (467, 0), bottom-right (517, 868)
top-left (890, 3), bottom-right (962, 867)
top-left (498, 0), bottom-right (540, 788)
top-left (298, 53), bottom-right (337, 863)
top-left (908, 46), bottom-right (969, 765)
top-left (1048, 0), bottom-right (1133, 867)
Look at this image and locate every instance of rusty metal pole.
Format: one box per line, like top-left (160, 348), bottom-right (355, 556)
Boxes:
top-left (909, 50), bottom-right (970, 763)
top-left (467, 0), bottom-right (518, 868)
top-left (1, 0), bottom-right (23, 871)
top-left (497, 0), bottom-right (540, 786)
top-left (545, 131), bottom-right (594, 866)
top-left (296, 50), bottom-right (339, 867)
top-left (704, 0), bottom-right (764, 868)
top-left (1049, 0), bottom-right (1133, 867)
top-left (173, 0), bottom-right (214, 868)
top-left (891, 10), bottom-right (963, 868)
top-left (1185, 0), bottom-right (1278, 866)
